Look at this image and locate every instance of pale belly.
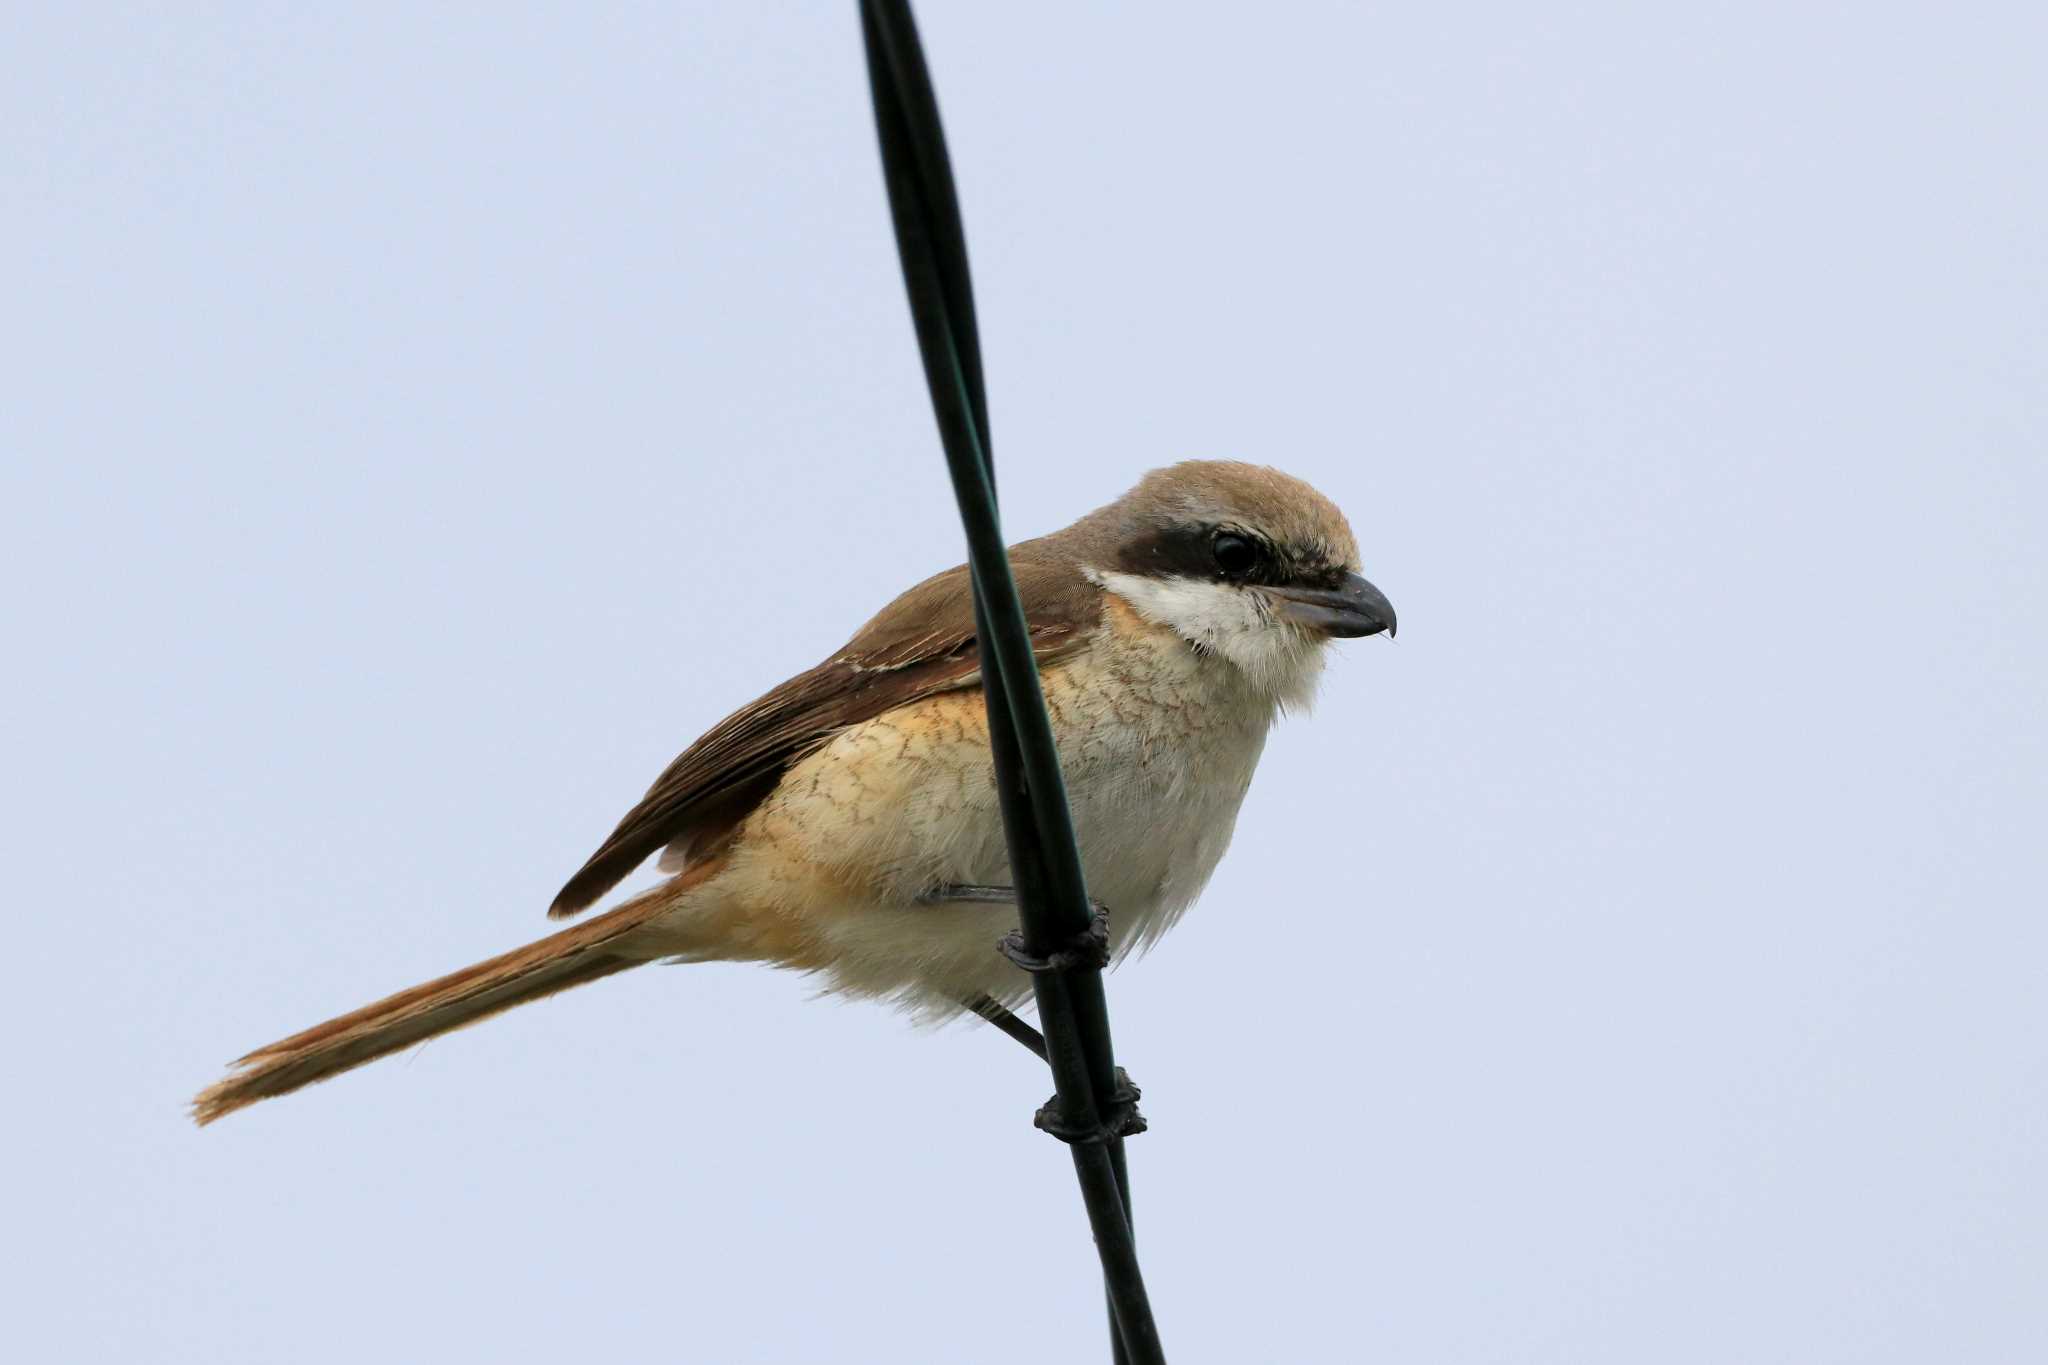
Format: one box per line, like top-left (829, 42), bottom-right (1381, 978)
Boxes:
top-left (640, 608), bottom-right (1284, 1012)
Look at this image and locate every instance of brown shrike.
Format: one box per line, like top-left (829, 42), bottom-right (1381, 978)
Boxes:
top-left (194, 461), bottom-right (1394, 1124)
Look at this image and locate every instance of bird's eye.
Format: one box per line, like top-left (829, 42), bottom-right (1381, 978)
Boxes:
top-left (1211, 531), bottom-right (1258, 577)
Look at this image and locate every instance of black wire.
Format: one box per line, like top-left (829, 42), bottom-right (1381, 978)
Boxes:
top-left (858, 5), bottom-right (1163, 1363)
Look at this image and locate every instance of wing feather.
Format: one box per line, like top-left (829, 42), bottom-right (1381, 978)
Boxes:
top-left (548, 554), bottom-right (1100, 918)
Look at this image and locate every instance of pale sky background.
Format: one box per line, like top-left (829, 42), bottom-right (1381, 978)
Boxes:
top-left (6, 4), bottom-right (2044, 1362)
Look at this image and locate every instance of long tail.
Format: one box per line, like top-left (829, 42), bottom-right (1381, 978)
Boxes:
top-left (193, 891), bottom-right (669, 1125)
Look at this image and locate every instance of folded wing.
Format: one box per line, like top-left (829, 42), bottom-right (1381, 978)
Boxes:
top-left (548, 552), bottom-right (1102, 918)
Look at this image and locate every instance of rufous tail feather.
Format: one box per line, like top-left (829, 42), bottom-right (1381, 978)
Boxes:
top-left (192, 887), bottom-right (677, 1126)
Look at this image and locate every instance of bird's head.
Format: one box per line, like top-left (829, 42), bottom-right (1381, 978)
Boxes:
top-left (1075, 460), bottom-right (1395, 710)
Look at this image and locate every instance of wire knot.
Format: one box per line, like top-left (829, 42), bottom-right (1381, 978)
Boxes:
top-left (1034, 1068), bottom-right (1147, 1145)
top-left (997, 902), bottom-right (1111, 973)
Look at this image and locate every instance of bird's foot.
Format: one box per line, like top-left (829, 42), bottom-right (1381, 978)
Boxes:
top-left (916, 883), bottom-right (1113, 972)
top-left (996, 904), bottom-right (1111, 973)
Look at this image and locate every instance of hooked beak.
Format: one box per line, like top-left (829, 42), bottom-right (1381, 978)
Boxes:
top-left (1265, 573), bottom-right (1398, 639)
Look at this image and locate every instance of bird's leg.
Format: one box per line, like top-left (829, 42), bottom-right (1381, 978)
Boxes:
top-left (915, 882), bottom-right (1022, 905)
top-left (922, 883), bottom-right (1114, 1063)
top-left (921, 882), bottom-right (1112, 972)
top-left (919, 885), bottom-right (1054, 1061)
top-left (918, 883), bottom-right (1112, 946)
top-left (962, 991), bottom-right (1048, 1061)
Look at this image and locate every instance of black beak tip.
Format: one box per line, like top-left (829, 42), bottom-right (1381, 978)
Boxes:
top-left (1350, 575), bottom-right (1397, 640)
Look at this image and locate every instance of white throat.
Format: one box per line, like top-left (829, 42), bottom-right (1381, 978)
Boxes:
top-left (1090, 568), bottom-right (1327, 712)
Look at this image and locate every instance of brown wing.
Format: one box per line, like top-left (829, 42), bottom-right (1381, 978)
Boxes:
top-left (547, 552), bottom-right (1103, 918)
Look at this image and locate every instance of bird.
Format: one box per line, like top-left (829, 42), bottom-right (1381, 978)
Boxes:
top-left (192, 460), bottom-right (1395, 1124)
